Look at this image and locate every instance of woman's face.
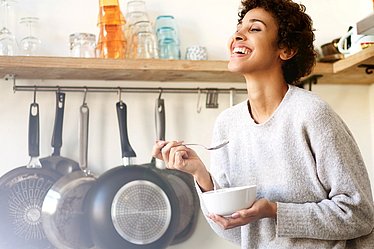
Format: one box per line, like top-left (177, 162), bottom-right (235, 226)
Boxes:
top-left (227, 8), bottom-right (283, 75)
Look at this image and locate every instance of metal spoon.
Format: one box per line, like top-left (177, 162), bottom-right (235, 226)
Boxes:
top-left (183, 140), bottom-right (229, 150)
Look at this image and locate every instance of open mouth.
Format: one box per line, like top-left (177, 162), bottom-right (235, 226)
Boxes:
top-left (232, 47), bottom-right (251, 55)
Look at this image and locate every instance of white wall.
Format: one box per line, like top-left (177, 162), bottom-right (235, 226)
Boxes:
top-left (0, 1), bottom-right (373, 249)
top-left (370, 84), bottom-right (374, 186)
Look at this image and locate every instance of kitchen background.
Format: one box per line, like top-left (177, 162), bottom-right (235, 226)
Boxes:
top-left (0, 0), bottom-right (373, 248)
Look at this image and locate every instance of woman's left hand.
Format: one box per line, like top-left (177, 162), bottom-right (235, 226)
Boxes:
top-left (207, 198), bottom-right (277, 230)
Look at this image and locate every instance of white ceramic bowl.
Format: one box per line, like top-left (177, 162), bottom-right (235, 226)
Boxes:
top-left (202, 185), bottom-right (257, 216)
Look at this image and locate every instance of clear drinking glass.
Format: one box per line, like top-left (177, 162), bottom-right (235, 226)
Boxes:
top-left (126, 0), bottom-right (146, 15)
top-left (155, 15), bottom-right (180, 59)
top-left (131, 21), bottom-right (158, 59)
top-left (0, 0), bottom-right (17, 56)
top-left (70, 33), bottom-right (96, 58)
top-left (19, 17), bottom-right (41, 56)
top-left (155, 15), bottom-right (178, 34)
top-left (157, 26), bottom-right (180, 59)
top-left (124, 11), bottom-right (149, 58)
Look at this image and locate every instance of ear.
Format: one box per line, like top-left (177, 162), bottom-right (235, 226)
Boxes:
top-left (279, 47), bottom-right (297, 61)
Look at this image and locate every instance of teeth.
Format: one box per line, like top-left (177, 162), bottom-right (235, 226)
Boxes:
top-left (233, 47), bottom-right (251, 55)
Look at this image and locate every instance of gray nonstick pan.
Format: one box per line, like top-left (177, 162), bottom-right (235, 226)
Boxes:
top-left (152, 93), bottom-right (200, 245)
top-left (0, 95), bottom-right (60, 249)
top-left (40, 92), bottom-right (80, 176)
top-left (42, 96), bottom-right (96, 249)
top-left (84, 100), bottom-right (180, 249)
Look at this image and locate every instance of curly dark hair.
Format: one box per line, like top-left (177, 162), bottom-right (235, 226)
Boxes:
top-left (238, 0), bottom-right (316, 85)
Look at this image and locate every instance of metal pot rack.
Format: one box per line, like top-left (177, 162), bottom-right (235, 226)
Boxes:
top-left (13, 84), bottom-right (248, 95)
top-left (5, 74), bottom-right (247, 109)
top-left (5, 74), bottom-right (247, 95)
top-left (5, 73), bottom-right (320, 103)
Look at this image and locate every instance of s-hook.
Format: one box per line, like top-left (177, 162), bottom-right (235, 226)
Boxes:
top-left (157, 88), bottom-right (164, 112)
top-left (30, 86), bottom-right (38, 116)
top-left (117, 87), bottom-right (122, 103)
top-left (33, 86), bottom-right (37, 104)
top-left (82, 87), bottom-right (88, 107)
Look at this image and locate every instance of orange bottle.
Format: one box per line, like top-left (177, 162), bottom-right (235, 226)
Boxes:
top-left (97, 0), bottom-right (127, 59)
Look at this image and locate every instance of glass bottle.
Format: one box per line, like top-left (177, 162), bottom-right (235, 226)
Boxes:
top-left (96, 0), bottom-right (126, 59)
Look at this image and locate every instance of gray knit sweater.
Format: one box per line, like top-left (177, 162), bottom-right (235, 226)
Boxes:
top-left (196, 85), bottom-right (374, 249)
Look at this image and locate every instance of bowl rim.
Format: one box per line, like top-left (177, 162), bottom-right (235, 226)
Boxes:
top-left (202, 184), bottom-right (256, 195)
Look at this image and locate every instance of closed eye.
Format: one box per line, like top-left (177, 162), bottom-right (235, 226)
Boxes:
top-left (250, 28), bottom-right (261, 32)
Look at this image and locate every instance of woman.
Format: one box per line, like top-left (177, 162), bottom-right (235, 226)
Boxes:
top-left (152, 0), bottom-right (374, 248)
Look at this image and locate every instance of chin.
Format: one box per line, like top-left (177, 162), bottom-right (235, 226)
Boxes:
top-left (228, 61), bottom-right (245, 73)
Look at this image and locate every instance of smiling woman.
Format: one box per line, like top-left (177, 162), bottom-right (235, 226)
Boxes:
top-left (152, 0), bottom-right (374, 249)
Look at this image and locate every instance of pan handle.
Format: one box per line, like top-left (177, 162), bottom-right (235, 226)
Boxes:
top-left (155, 97), bottom-right (166, 169)
top-left (29, 102), bottom-right (40, 157)
top-left (155, 97), bottom-right (165, 141)
top-left (116, 101), bottom-right (136, 165)
top-left (51, 92), bottom-right (65, 156)
top-left (79, 103), bottom-right (89, 172)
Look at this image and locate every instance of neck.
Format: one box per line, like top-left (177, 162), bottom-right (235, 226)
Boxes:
top-left (245, 76), bottom-right (289, 124)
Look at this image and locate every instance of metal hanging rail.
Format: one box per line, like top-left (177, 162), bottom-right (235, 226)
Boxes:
top-left (4, 73), bottom-right (248, 94)
top-left (2, 74), bottom-right (247, 95)
top-left (5, 73), bottom-right (321, 93)
top-left (12, 84), bottom-right (248, 94)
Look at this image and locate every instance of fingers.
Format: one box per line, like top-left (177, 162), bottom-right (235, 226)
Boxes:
top-left (152, 140), bottom-right (187, 168)
top-left (160, 140), bottom-right (183, 164)
top-left (151, 140), bottom-right (168, 160)
top-left (207, 199), bottom-right (270, 230)
top-left (208, 214), bottom-right (244, 230)
top-left (174, 150), bottom-right (188, 166)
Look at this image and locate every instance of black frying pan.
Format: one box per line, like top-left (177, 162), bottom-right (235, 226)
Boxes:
top-left (0, 98), bottom-right (60, 249)
top-left (152, 94), bottom-right (200, 245)
top-left (42, 98), bottom-right (96, 249)
top-left (40, 92), bottom-right (80, 176)
top-left (85, 100), bottom-right (180, 249)
top-left (160, 169), bottom-right (200, 245)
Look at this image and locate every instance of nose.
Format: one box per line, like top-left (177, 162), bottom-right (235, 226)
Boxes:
top-left (234, 31), bottom-right (245, 41)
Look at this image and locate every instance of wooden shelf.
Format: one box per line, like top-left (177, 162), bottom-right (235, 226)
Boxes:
top-left (317, 45), bottom-right (374, 84)
top-left (0, 56), bottom-right (245, 83)
top-left (0, 46), bottom-right (373, 84)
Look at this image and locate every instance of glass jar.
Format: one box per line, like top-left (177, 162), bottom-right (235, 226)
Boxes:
top-left (70, 33), bottom-right (96, 58)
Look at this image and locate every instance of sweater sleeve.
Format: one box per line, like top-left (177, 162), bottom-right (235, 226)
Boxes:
top-left (276, 105), bottom-right (374, 240)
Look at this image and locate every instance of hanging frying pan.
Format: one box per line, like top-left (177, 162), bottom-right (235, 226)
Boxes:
top-left (42, 94), bottom-right (96, 249)
top-left (161, 169), bottom-right (200, 245)
top-left (85, 100), bottom-right (180, 249)
top-left (40, 91), bottom-right (80, 176)
top-left (0, 94), bottom-right (60, 249)
top-left (152, 92), bottom-right (200, 245)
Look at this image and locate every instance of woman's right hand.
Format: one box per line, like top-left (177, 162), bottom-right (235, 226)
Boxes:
top-left (151, 140), bottom-right (214, 191)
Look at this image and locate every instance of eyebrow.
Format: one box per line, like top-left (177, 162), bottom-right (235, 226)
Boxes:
top-left (247, 18), bottom-right (267, 26)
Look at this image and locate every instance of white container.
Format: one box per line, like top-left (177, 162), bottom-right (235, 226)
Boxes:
top-left (202, 185), bottom-right (257, 216)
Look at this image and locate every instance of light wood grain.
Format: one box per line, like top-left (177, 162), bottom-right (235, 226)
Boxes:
top-left (0, 56), bottom-right (245, 82)
top-left (0, 47), bottom-right (373, 84)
